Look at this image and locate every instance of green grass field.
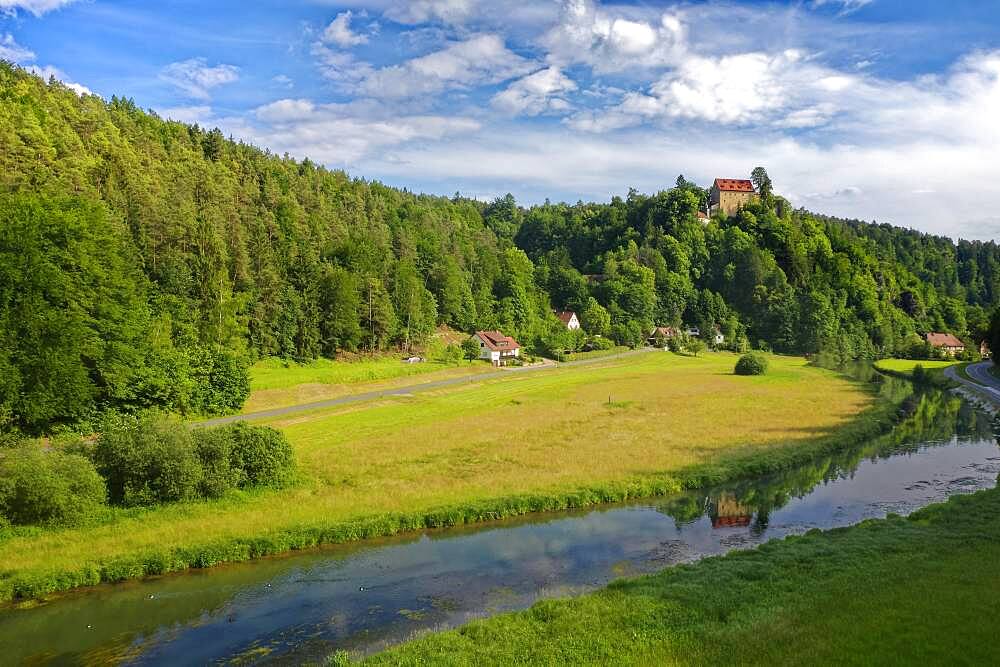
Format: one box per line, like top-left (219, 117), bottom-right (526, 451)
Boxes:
top-left (0, 352), bottom-right (882, 600)
top-left (364, 485), bottom-right (1000, 666)
top-left (245, 356), bottom-right (492, 413)
top-left (563, 346), bottom-right (631, 362)
top-left (873, 358), bottom-right (957, 377)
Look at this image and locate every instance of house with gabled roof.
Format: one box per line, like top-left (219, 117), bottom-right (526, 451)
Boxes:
top-left (648, 326), bottom-right (677, 348)
top-left (926, 332), bottom-right (965, 357)
top-left (709, 178), bottom-right (758, 217)
top-left (475, 330), bottom-right (521, 366)
top-left (982, 340), bottom-right (992, 360)
top-left (556, 310), bottom-right (581, 330)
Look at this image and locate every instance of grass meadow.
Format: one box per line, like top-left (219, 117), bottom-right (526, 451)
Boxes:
top-left (0, 352), bottom-right (883, 600)
top-left (244, 356), bottom-right (492, 413)
top-left (365, 485), bottom-right (1000, 666)
top-left (873, 358), bottom-right (957, 377)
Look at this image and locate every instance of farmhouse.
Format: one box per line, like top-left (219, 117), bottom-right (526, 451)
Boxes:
top-left (982, 341), bottom-right (992, 359)
top-left (476, 330), bottom-right (521, 366)
top-left (556, 310), bottom-right (581, 330)
top-left (926, 332), bottom-right (965, 357)
top-left (648, 326), bottom-right (677, 347)
top-left (709, 178), bottom-right (758, 217)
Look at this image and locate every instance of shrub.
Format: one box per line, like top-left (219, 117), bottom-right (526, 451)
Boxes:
top-left (191, 427), bottom-right (240, 498)
top-left (94, 415), bottom-right (203, 506)
top-left (587, 336), bottom-right (614, 351)
top-left (0, 444), bottom-right (106, 526)
top-left (735, 353), bottom-right (769, 376)
top-left (222, 422), bottom-right (295, 488)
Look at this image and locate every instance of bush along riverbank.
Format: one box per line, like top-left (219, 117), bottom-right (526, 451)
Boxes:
top-left (0, 371), bottom-right (912, 603)
top-left (362, 473), bottom-right (1000, 665)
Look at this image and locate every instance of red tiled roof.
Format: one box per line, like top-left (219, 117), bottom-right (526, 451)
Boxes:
top-left (556, 311), bottom-right (577, 325)
top-left (650, 326), bottom-right (676, 338)
top-left (713, 178), bottom-right (755, 193)
top-left (696, 210), bottom-right (709, 219)
top-left (926, 332), bottom-right (964, 348)
top-left (476, 330), bottom-right (520, 351)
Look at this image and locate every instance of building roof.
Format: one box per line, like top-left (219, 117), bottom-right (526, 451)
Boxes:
top-left (926, 332), bottom-right (964, 348)
top-left (476, 330), bottom-right (520, 351)
top-left (556, 311), bottom-right (577, 325)
top-left (713, 178), bottom-right (755, 193)
top-left (650, 326), bottom-right (676, 337)
top-left (696, 210), bottom-right (709, 219)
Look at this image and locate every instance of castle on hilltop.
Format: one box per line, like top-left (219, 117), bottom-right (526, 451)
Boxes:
top-left (709, 178), bottom-right (759, 217)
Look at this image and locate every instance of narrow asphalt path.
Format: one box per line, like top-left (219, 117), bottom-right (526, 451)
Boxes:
top-left (195, 347), bottom-right (658, 427)
top-left (944, 361), bottom-right (1000, 407)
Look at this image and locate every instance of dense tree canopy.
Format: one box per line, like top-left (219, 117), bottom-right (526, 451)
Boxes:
top-left (1, 62), bottom-right (997, 431)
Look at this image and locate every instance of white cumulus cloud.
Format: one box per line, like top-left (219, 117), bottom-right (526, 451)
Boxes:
top-left (160, 58), bottom-right (239, 100)
top-left (383, 0), bottom-right (475, 25)
top-left (245, 98), bottom-right (481, 165)
top-left (543, 0), bottom-right (686, 73)
top-left (354, 34), bottom-right (534, 98)
top-left (323, 11), bottom-right (369, 48)
top-left (0, 0), bottom-right (77, 16)
top-left (492, 67), bottom-right (577, 116)
top-left (0, 33), bottom-right (34, 61)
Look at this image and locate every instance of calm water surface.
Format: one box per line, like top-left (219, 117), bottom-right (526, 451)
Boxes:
top-left (1, 389), bottom-right (996, 665)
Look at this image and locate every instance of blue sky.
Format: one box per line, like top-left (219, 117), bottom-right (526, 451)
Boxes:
top-left (2, 0), bottom-right (1000, 240)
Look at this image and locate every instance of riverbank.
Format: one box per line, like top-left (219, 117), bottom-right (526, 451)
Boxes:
top-left (364, 478), bottom-right (1000, 665)
top-left (0, 354), bottom-right (898, 602)
top-left (1, 390), bottom-right (988, 664)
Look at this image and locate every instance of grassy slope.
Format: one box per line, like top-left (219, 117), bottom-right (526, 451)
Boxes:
top-left (0, 353), bottom-right (882, 600)
top-left (245, 357), bottom-right (492, 413)
top-left (365, 486), bottom-right (1000, 666)
top-left (563, 346), bottom-right (631, 362)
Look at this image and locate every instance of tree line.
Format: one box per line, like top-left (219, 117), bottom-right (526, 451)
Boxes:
top-left (1, 62), bottom-right (997, 432)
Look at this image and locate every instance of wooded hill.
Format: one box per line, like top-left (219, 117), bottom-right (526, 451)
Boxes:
top-left (1, 63), bottom-right (997, 432)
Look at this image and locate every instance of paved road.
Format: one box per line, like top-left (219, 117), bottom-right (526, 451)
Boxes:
top-left (196, 347), bottom-right (658, 427)
top-left (944, 361), bottom-right (1000, 407)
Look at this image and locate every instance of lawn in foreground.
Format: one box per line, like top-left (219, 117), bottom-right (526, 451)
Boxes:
top-left (0, 352), bottom-right (874, 599)
top-left (244, 356), bottom-right (492, 413)
top-left (364, 485), bottom-right (1000, 666)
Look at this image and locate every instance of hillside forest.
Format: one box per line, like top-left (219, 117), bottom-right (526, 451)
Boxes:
top-left (2, 63), bottom-right (998, 432)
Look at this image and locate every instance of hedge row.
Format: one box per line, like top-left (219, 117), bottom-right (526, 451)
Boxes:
top-left (0, 418), bottom-right (294, 529)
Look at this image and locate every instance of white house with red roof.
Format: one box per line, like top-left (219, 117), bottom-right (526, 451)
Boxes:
top-left (556, 310), bottom-right (581, 330)
top-left (926, 332), bottom-right (965, 357)
top-left (475, 330), bottom-right (521, 366)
